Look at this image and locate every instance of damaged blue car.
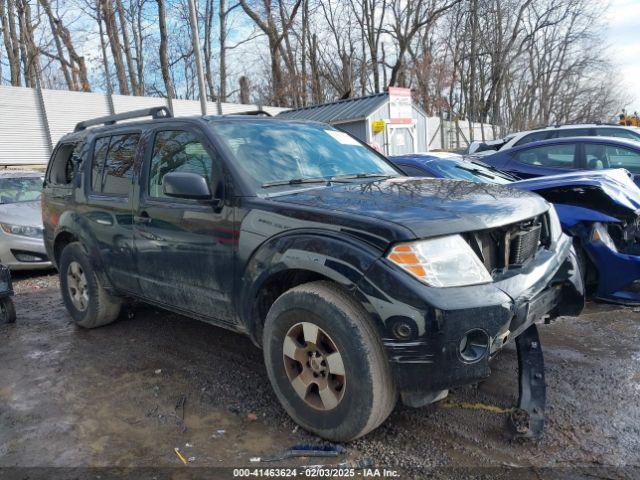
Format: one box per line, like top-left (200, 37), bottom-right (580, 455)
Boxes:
top-left (390, 153), bottom-right (640, 304)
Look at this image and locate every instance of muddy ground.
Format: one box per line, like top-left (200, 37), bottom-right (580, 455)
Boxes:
top-left (1, 271), bottom-right (639, 478)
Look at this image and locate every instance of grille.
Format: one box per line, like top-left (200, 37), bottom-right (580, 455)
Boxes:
top-left (509, 224), bottom-right (542, 265)
top-left (465, 214), bottom-right (549, 275)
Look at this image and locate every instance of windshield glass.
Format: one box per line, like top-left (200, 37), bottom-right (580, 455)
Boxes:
top-left (208, 120), bottom-right (399, 192)
top-left (0, 177), bottom-right (43, 204)
top-left (429, 159), bottom-right (513, 184)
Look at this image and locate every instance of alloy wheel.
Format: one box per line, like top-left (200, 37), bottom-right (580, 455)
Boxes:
top-left (67, 261), bottom-right (89, 312)
top-left (282, 321), bottom-right (346, 411)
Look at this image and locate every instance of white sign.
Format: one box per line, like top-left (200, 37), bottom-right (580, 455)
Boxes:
top-left (388, 87), bottom-right (413, 122)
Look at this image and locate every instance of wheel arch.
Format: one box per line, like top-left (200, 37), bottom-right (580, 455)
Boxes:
top-left (238, 231), bottom-right (384, 345)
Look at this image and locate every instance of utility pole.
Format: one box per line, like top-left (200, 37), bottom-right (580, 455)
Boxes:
top-left (187, 0), bottom-right (207, 115)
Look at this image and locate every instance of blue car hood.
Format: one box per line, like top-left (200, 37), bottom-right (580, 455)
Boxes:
top-left (511, 169), bottom-right (640, 215)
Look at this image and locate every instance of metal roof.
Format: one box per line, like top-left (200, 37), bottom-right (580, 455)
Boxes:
top-left (277, 93), bottom-right (388, 123)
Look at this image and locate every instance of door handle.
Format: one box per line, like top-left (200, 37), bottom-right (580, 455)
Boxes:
top-left (134, 212), bottom-right (152, 224)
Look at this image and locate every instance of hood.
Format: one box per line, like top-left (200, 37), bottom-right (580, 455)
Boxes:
top-left (0, 201), bottom-right (43, 227)
top-left (512, 169), bottom-right (640, 218)
top-left (270, 177), bottom-right (549, 238)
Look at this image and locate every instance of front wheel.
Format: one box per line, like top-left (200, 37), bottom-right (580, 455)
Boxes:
top-left (262, 281), bottom-right (396, 441)
top-left (0, 297), bottom-right (16, 324)
top-left (59, 242), bottom-right (122, 328)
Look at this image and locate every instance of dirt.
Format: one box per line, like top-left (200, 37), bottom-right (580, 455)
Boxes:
top-left (1, 271), bottom-right (640, 477)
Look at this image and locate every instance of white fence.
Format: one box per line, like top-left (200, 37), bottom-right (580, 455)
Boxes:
top-left (0, 85), bottom-right (288, 166)
top-left (427, 116), bottom-right (498, 151)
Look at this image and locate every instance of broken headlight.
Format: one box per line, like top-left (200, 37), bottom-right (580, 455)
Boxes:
top-left (591, 222), bottom-right (617, 252)
top-left (548, 205), bottom-right (562, 242)
top-left (387, 235), bottom-right (492, 287)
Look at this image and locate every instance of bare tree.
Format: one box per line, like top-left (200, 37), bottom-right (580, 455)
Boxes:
top-left (239, 0), bottom-right (302, 106)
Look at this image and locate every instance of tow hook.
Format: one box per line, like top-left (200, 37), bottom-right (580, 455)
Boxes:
top-left (510, 324), bottom-right (546, 440)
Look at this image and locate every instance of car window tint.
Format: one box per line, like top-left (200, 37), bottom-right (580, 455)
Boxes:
top-left (101, 134), bottom-right (139, 195)
top-left (149, 130), bottom-right (212, 198)
top-left (513, 131), bottom-right (550, 147)
top-left (550, 128), bottom-right (590, 139)
top-left (594, 128), bottom-right (640, 141)
top-left (92, 137), bottom-right (110, 191)
top-left (399, 165), bottom-right (428, 176)
top-left (585, 143), bottom-right (640, 173)
top-left (514, 143), bottom-right (576, 168)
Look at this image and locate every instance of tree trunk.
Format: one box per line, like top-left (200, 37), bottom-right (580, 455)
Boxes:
top-left (156, 0), bottom-right (175, 103)
top-left (0, 0), bottom-right (22, 85)
top-left (115, 0), bottom-right (140, 94)
top-left (239, 75), bottom-right (250, 104)
top-left (100, 0), bottom-right (129, 94)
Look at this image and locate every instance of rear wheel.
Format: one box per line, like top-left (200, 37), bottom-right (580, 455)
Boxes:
top-left (59, 242), bottom-right (121, 328)
top-left (263, 281), bottom-right (396, 441)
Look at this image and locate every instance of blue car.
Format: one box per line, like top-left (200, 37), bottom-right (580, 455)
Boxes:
top-left (390, 152), bottom-right (640, 304)
top-left (478, 136), bottom-right (640, 187)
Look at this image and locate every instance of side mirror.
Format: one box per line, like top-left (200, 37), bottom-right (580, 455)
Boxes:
top-left (162, 172), bottom-right (212, 200)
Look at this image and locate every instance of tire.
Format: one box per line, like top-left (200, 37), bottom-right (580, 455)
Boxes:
top-left (0, 297), bottom-right (16, 324)
top-left (59, 242), bottom-right (122, 328)
top-left (262, 281), bottom-right (396, 441)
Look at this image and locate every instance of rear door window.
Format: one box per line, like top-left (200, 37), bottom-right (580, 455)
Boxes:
top-left (513, 143), bottom-right (577, 168)
top-left (92, 137), bottom-right (110, 191)
top-left (91, 133), bottom-right (139, 195)
top-left (594, 128), bottom-right (640, 141)
top-left (549, 128), bottom-right (590, 139)
top-left (585, 143), bottom-right (640, 173)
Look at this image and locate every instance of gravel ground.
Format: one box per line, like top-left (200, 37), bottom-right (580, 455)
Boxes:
top-left (1, 271), bottom-right (639, 478)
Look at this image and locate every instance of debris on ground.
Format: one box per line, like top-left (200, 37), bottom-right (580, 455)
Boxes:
top-left (251, 444), bottom-right (347, 463)
top-left (174, 447), bottom-right (188, 465)
top-left (247, 412), bottom-right (258, 422)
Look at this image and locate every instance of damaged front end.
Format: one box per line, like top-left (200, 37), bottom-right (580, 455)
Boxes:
top-left (513, 169), bottom-right (640, 304)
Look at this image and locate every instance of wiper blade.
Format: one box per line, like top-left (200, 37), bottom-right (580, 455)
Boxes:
top-left (261, 177), bottom-right (330, 188)
top-left (455, 165), bottom-right (496, 180)
top-left (330, 173), bottom-right (395, 180)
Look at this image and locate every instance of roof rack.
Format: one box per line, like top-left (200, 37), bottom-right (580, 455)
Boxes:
top-left (227, 110), bottom-right (272, 117)
top-left (74, 106), bottom-right (172, 132)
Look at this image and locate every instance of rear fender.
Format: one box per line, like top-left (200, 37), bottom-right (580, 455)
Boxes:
top-left (53, 210), bottom-right (114, 290)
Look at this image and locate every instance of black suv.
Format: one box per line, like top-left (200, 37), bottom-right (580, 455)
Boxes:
top-left (42, 107), bottom-right (584, 441)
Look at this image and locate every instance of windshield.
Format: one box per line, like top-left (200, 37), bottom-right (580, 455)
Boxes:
top-left (0, 177), bottom-right (43, 204)
top-left (208, 120), bottom-right (399, 192)
top-left (429, 159), bottom-right (514, 185)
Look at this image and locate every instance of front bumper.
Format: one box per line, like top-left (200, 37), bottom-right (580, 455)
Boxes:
top-left (357, 233), bottom-right (584, 402)
top-left (0, 231), bottom-right (52, 271)
top-left (583, 240), bottom-right (640, 304)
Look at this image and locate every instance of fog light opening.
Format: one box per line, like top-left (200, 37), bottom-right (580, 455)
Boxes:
top-left (459, 329), bottom-right (489, 363)
top-left (393, 322), bottom-right (412, 340)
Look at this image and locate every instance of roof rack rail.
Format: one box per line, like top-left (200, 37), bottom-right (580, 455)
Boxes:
top-left (74, 106), bottom-right (172, 132)
top-left (227, 110), bottom-right (272, 117)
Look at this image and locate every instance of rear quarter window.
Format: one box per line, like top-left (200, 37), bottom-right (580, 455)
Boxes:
top-left (47, 142), bottom-right (83, 185)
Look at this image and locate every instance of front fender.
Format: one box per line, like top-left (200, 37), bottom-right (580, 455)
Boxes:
top-left (237, 230), bottom-right (384, 341)
top-left (554, 203), bottom-right (620, 231)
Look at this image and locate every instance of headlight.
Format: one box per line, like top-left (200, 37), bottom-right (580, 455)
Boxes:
top-left (0, 223), bottom-right (43, 239)
top-left (387, 235), bottom-right (492, 287)
top-left (548, 205), bottom-right (562, 242)
top-left (591, 222), bottom-right (617, 252)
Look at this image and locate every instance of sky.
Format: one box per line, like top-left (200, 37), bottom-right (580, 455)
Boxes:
top-left (605, 0), bottom-right (640, 113)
